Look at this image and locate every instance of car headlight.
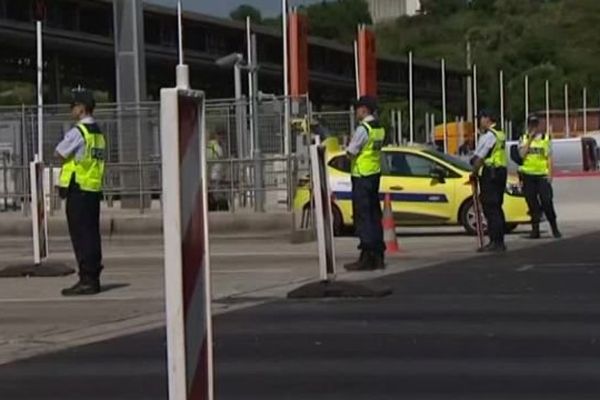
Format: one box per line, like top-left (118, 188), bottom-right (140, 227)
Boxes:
top-left (505, 182), bottom-right (524, 197)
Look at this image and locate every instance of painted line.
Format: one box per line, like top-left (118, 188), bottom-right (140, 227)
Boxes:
top-left (516, 264), bottom-right (534, 272)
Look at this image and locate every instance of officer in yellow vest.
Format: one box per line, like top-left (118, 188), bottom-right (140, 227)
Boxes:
top-left (55, 89), bottom-right (106, 295)
top-left (470, 109), bottom-right (508, 252)
top-left (519, 115), bottom-right (561, 239)
top-left (344, 96), bottom-right (386, 271)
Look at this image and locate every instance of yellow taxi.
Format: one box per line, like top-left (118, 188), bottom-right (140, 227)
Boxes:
top-left (294, 143), bottom-right (531, 235)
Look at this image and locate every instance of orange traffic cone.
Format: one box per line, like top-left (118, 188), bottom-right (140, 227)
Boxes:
top-left (382, 193), bottom-right (400, 254)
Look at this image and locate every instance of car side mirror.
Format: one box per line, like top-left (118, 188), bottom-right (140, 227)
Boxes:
top-left (430, 166), bottom-right (446, 183)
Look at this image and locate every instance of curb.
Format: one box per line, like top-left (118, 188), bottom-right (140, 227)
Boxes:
top-left (0, 212), bottom-right (293, 237)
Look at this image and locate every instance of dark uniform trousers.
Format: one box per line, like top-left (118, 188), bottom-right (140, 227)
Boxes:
top-left (65, 181), bottom-right (103, 281)
top-left (522, 174), bottom-right (557, 224)
top-left (480, 166), bottom-right (507, 244)
top-left (351, 174), bottom-right (385, 255)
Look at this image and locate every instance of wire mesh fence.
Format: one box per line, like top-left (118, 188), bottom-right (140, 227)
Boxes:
top-left (0, 97), bottom-right (312, 214)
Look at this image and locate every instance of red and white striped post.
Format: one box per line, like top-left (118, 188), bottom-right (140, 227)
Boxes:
top-left (161, 87), bottom-right (213, 400)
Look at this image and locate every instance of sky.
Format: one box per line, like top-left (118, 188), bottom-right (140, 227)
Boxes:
top-left (146, 0), bottom-right (326, 18)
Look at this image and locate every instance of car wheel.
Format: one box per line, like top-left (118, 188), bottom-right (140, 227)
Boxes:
top-left (460, 198), bottom-right (487, 236)
top-left (304, 202), bottom-right (346, 236)
top-left (332, 205), bottom-right (346, 236)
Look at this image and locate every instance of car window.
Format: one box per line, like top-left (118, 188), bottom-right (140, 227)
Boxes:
top-left (328, 155), bottom-right (350, 173)
top-left (384, 152), bottom-right (440, 177)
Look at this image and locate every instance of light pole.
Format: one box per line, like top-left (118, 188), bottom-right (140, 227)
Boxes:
top-left (216, 49), bottom-right (263, 212)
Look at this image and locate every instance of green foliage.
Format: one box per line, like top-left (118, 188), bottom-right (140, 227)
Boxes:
top-left (378, 0), bottom-right (600, 130)
top-left (302, 0), bottom-right (372, 43)
top-left (230, 4), bottom-right (263, 23)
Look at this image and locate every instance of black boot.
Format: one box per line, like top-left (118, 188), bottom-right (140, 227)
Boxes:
top-left (478, 242), bottom-right (506, 253)
top-left (344, 251), bottom-right (367, 271)
top-left (549, 220), bottom-right (562, 239)
top-left (529, 223), bottom-right (540, 239)
top-left (61, 277), bottom-right (101, 296)
top-left (371, 252), bottom-right (386, 270)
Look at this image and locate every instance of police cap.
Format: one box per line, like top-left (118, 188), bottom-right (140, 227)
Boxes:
top-left (477, 108), bottom-right (497, 122)
top-left (354, 96), bottom-right (378, 113)
top-left (70, 88), bottom-right (96, 110)
top-left (527, 114), bottom-right (540, 125)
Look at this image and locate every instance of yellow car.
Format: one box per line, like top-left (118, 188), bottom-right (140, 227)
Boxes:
top-left (294, 145), bottom-right (531, 235)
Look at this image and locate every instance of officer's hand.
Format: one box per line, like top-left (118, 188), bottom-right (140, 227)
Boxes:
top-left (469, 172), bottom-right (478, 182)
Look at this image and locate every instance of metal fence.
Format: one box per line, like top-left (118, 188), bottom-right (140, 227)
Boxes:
top-left (0, 96), bottom-right (311, 214)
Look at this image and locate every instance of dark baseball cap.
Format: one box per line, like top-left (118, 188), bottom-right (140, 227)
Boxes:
top-left (527, 114), bottom-right (540, 125)
top-left (70, 88), bottom-right (96, 110)
top-left (354, 96), bottom-right (378, 113)
top-left (477, 108), bottom-right (497, 121)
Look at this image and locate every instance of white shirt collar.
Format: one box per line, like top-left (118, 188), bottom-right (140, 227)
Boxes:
top-left (79, 116), bottom-right (95, 124)
top-left (362, 115), bottom-right (375, 123)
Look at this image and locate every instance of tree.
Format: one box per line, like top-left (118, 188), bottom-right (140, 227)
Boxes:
top-left (302, 0), bottom-right (372, 44)
top-left (230, 4), bottom-right (262, 23)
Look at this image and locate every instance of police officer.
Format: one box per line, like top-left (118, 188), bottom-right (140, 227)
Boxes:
top-left (55, 89), bottom-right (106, 295)
top-left (344, 96), bottom-right (386, 271)
top-left (519, 115), bottom-right (562, 239)
top-left (470, 109), bottom-right (508, 252)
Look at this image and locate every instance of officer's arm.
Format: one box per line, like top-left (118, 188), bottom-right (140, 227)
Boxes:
top-left (346, 126), bottom-right (368, 159)
top-left (55, 128), bottom-right (84, 161)
top-left (518, 134), bottom-right (536, 159)
top-left (469, 132), bottom-right (495, 175)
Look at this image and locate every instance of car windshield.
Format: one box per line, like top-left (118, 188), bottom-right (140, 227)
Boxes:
top-left (423, 149), bottom-right (471, 172)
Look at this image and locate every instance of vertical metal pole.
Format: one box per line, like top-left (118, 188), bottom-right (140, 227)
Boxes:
top-left (583, 87), bottom-right (588, 135)
top-left (391, 109), bottom-right (397, 144)
top-left (246, 17), bottom-right (255, 155)
top-left (397, 110), bottom-right (402, 145)
top-left (441, 58), bottom-right (448, 153)
top-left (353, 40), bottom-right (360, 99)
top-left (564, 83), bottom-right (570, 137)
top-left (177, 0), bottom-right (183, 66)
top-left (175, 0), bottom-right (189, 89)
top-left (473, 65), bottom-right (478, 146)
top-left (251, 33), bottom-right (263, 212)
top-left (545, 80), bottom-right (550, 134)
top-left (137, 112), bottom-right (144, 214)
top-left (282, 0), bottom-right (290, 158)
top-left (234, 64), bottom-right (243, 158)
top-left (425, 112), bottom-right (429, 143)
top-left (431, 114), bottom-right (436, 144)
top-left (466, 40), bottom-right (473, 124)
top-left (409, 51), bottom-right (414, 144)
top-left (525, 75), bottom-right (529, 126)
top-left (36, 20), bottom-right (43, 162)
top-left (499, 70), bottom-right (504, 131)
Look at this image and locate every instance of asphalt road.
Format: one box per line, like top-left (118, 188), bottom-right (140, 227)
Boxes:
top-left (2, 232), bottom-right (600, 400)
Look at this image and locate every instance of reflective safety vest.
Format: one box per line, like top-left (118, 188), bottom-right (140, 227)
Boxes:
top-left (519, 132), bottom-right (551, 176)
top-left (59, 122), bottom-right (106, 192)
top-left (484, 125), bottom-right (507, 168)
top-left (351, 120), bottom-right (385, 177)
top-left (207, 139), bottom-right (221, 160)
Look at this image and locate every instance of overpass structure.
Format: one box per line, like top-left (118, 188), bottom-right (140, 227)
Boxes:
top-left (0, 0), bottom-right (467, 113)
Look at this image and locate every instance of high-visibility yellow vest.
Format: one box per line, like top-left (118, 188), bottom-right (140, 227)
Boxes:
top-left (519, 132), bottom-right (551, 176)
top-left (351, 120), bottom-right (385, 177)
top-left (484, 126), bottom-right (507, 168)
top-left (59, 122), bottom-right (106, 192)
top-left (207, 139), bottom-right (221, 160)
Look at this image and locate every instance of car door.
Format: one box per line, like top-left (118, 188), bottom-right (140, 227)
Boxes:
top-left (380, 150), bottom-right (456, 224)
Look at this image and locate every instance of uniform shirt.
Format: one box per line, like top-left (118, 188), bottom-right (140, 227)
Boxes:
top-left (473, 128), bottom-right (497, 160)
top-left (518, 131), bottom-right (552, 158)
top-left (55, 116), bottom-right (95, 161)
top-left (347, 114), bottom-right (375, 156)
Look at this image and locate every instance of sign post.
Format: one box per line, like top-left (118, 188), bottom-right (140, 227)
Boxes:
top-left (287, 144), bottom-right (391, 298)
top-left (162, 3), bottom-right (213, 399)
